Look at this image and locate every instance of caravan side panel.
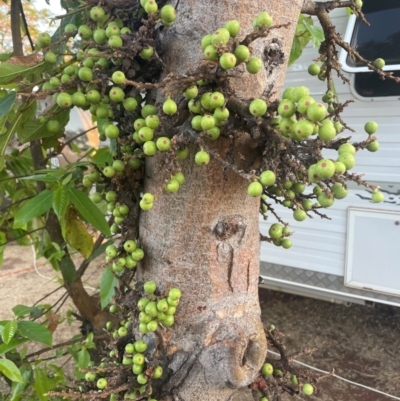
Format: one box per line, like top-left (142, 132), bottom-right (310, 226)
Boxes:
top-left (259, 8), bottom-right (400, 306)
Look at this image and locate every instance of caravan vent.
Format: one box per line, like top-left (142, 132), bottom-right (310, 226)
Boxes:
top-left (345, 207), bottom-right (400, 297)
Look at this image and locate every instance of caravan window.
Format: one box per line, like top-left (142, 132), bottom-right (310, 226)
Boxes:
top-left (346, 1), bottom-right (400, 68)
top-left (339, 0), bottom-right (400, 97)
top-left (354, 70), bottom-right (400, 98)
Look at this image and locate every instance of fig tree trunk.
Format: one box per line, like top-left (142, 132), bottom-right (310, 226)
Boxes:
top-left (137, 1), bottom-right (303, 399)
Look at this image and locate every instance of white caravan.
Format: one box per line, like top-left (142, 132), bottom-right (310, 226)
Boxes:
top-left (259, 1), bottom-right (400, 307)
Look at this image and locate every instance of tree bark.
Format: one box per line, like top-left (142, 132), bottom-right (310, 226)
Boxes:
top-left (137, 1), bottom-right (304, 399)
top-left (10, 0), bottom-right (23, 57)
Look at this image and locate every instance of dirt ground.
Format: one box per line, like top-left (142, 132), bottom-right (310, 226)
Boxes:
top-left (259, 289), bottom-right (400, 401)
top-left (1, 244), bottom-right (399, 401)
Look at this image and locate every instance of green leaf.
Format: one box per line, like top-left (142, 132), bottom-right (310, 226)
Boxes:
top-left (0, 53), bottom-right (12, 62)
top-left (62, 174), bottom-right (72, 186)
top-left (288, 15), bottom-right (318, 66)
top-left (60, 257), bottom-right (76, 284)
top-left (17, 321), bottom-right (52, 347)
top-left (17, 101), bottom-right (37, 128)
top-left (18, 108), bottom-right (70, 143)
top-left (0, 115), bottom-right (9, 142)
top-left (53, 186), bottom-right (69, 219)
top-left (74, 347), bottom-right (90, 379)
top-left (17, 120), bottom-right (48, 143)
top-left (11, 365), bottom-right (31, 401)
top-left (30, 168), bottom-right (64, 175)
top-left (45, 364), bottom-right (65, 389)
top-left (100, 266), bottom-right (117, 310)
top-left (78, 347), bottom-right (90, 368)
top-left (0, 112), bottom-right (23, 157)
top-left (51, 12), bottom-right (83, 58)
top-left (8, 229), bottom-right (32, 247)
top-left (302, 19), bottom-right (324, 47)
top-left (298, 32), bottom-right (312, 49)
top-left (0, 61), bottom-right (52, 86)
top-left (91, 146), bottom-right (113, 166)
top-left (87, 239), bottom-right (114, 263)
top-left (19, 174), bottom-right (60, 182)
top-left (1, 321), bottom-right (17, 344)
top-left (0, 359), bottom-right (23, 382)
top-left (0, 92), bottom-right (16, 119)
top-left (289, 36), bottom-right (303, 66)
top-left (0, 338), bottom-right (28, 356)
top-left (28, 307), bottom-right (46, 320)
top-left (13, 190), bottom-right (54, 229)
top-left (12, 305), bottom-right (35, 318)
top-left (0, 100), bottom-right (36, 154)
top-left (69, 141), bottom-right (81, 154)
top-left (33, 368), bottom-right (51, 401)
top-left (69, 189), bottom-right (111, 236)
top-left (110, 138), bottom-right (117, 154)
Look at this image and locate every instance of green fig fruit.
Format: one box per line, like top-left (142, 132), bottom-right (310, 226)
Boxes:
top-left (249, 99), bottom-right (267, 117)
top-left (234, 45), bottom-right (250, 62)
top-left (211, 28), bottom-right (230, 46)
top-left (307, 102), bottom-right (327, 122)
top-left (269, 223), bottom-right (282, 239)
top-left (371, 191), bottom-right (384, 203)
top-left (247, 182), bottom-right (263, 197)
top-left (225, 20), bottom-right (240, 37)
top-left (364, 121), bottom-right (378, 135)
top-left (337, 152), bottom-right (355, 170)
top-left (219, 53), bottom-right (237, 70)
top-left (373, 58), bottom-right (385, 69)
top-left (278, 99), bottom-right (296, 118)
top-left (204, 45), bottom-right (218, 61)
top-left (308, 63), bottom-right (320, 76)
top-left (195, 150), bottom-right (210, 165)
top-left (253, 12), bottom-right (273, 28)
top-left (259, 170), bottom-right (276, 186)
top-left (246, 56), bottom-right (262, 74)
top-left (367, 141), bottom-right (379, 152)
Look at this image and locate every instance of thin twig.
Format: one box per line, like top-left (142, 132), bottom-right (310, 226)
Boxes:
top-left (54, 291), bottom-right (71, 314)
top-left (54, 5), bottom-right (90, 20)
top-left (26, 337), bottom-right (83, 360)
top-left (0, 227), bottom-right (45, 246)
top-left (76, 234), bottom-right (105, 278)
top-left (19, 1), bottom-right (34, 51)
top-left (0, 196), bottom-right (35, 212)
top-left (241, 22), bottom-right (291, 47)
top-left (43, 126), bottom-right (98, 163)
top-left (33, 285), bottom-right (64, 306)
top-left (64, 126), bottom-right (98, 148)
top-left (32, 291), bottom-right (69, 321)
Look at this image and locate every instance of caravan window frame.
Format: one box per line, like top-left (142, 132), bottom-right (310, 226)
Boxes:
top-left (339, 3), bottom-right (400, 99)
top-left (339, 5), bottom-right (400, 73)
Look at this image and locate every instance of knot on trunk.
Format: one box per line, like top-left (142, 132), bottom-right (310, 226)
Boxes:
top-left (212, 215), bottom-right (246, 246)
top-left (201, 316), bottom-right (267, 388)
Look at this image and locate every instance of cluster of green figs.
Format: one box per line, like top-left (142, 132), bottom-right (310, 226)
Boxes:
top-left (83, 282), bottom-right (181, 400)
top-left (246, 87), bottom-right (383, 203)
top-left (260, 361), bottom-right (314, 398)
top-left (245, 85), bottom-right (383, 247)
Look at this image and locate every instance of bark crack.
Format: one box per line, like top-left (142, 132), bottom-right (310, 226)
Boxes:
top-left (165, 348), bottom-right (202, 393)
top-left (247, 261), bottom-right (250, 291)
top-left (216, 243), bottom-right (234, 292)
top-left (170, 354), bottom-right (200, 398)
top-left (227, 247), bottom-right (234, 293)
